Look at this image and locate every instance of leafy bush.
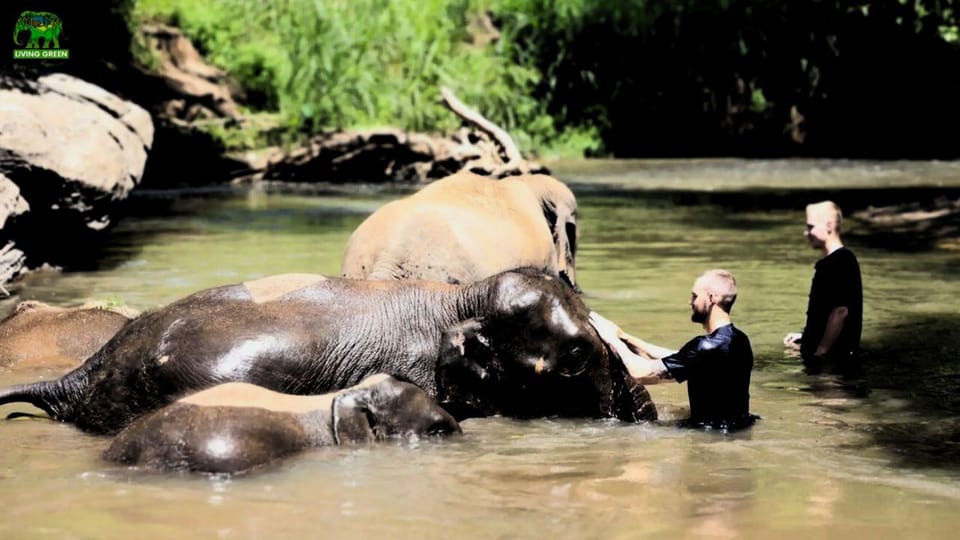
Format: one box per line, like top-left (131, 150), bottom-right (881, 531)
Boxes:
top-left (135, 0), bottom-right (960, 158)
top-left (135, 0), bottom-right (574, 155)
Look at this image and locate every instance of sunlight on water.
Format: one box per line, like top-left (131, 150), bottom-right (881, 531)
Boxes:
top-left (1, 161), bottom-right (959, 539)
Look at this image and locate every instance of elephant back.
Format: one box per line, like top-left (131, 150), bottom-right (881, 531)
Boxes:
top-left (341, 171), bottom-right (577, 288)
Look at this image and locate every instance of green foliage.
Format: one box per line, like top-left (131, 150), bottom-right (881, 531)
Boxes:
top-left (491, 0), bottom-right (960, 158)
top-left (134, 0), bottom-right (578, 156)
top-left (132, 0), bottom-right (960, 159)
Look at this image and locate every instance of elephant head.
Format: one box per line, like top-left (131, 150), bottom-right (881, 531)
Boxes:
top-left (332, 376), bottom-right (462, 444)
top-left (517, 175), bottom-right (580, 292)
top-left (435, 269), bottom-right (656, 422)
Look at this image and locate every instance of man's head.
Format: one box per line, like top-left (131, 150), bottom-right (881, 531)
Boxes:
top-left (805, 201), bottom-right (843, 251)
top-left (690, 269), bottom-right (738, 324)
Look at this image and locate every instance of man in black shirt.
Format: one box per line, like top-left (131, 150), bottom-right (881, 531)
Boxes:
top-left (589, 269), bottom-right (757, 432)
top-left (783, 201), bottom-right (863, 369)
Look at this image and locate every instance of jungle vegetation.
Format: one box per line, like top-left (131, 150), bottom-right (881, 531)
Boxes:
top-left (21, 0), bottom-right (960, 159)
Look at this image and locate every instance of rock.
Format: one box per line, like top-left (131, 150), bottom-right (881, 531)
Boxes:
top-left (139, 24), bottom-right (243, 122)
top-left (0, 174), bottom-right (29, 288)
top-left (851, 196), bottom-right (960, 248)
top-left (0, 73), bottom-right (153, 220)
top-left (0, 72), bottom-right (154, 285)
top-left (0, 242), bottom-right (26, 292)
top-left (129, 25), bottom-right (251, 188)
top-left (247, 127), bottom-right (548, 185)
top-left (0, 174), bottom-right (29, 230)
top-left (38, 73), bottom-right (155, 151)
top-left (257, 129), bottom-right (451, 184)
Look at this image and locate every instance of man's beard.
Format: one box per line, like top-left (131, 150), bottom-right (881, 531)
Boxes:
top-left (691, 307), bottom-right (709, 324)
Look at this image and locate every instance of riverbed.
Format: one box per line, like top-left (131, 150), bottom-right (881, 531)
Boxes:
top-left (1, 159), bottom-right (958, 539)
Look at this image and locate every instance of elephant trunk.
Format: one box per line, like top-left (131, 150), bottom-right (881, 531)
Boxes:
top-left (0, 379), bottom-right (64, 419)
top-left (13, 23), bottom-right (24, 46)
top-left (0, 357), bottom-right (92, 421)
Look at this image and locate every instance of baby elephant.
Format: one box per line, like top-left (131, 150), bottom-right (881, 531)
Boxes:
top-left (103, 374), bottom-right (461, 475)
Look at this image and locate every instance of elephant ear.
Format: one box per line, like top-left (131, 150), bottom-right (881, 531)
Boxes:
top-left (435, 318), bottom-right (501, 419)
top-left (331, 392), bottom-right (376, 445)
top-left (522, 176), bottom-right (580, 292)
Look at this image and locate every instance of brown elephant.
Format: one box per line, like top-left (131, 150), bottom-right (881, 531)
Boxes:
top-left (0, 300), bottom-right (137, 370)
top-left (341, 170), bottom-right (580, 290)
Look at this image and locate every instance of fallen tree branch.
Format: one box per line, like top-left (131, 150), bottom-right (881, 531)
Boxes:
top-left (440, 86), bottom-right (523, 164)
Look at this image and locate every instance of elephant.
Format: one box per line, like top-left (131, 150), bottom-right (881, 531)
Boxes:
top-left (0, 300), bottom-right (137, 371)
top-left (341, 170), bottom-right (580, 291)
top-left (0, 270), bottom-right (655, 434)
top-left (103, 374), bottom-right (461, 475)
top-left (13, 11), bottom-right (62, 49)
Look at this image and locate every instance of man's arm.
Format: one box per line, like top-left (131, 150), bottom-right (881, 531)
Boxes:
top-left (619, 331), bottom-right (678, 360)
top-left (588, 312), bottom-right (673, 385)
top-left (814, 306), bottom-right (848, 357)
top-left (603, 335), bottom-right (672, 385)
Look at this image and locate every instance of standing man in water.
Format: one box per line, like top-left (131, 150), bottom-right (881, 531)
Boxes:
top-left (589, 269), bottom-right (758, 432)
top-left (783, 201), bottom-right (863, 370)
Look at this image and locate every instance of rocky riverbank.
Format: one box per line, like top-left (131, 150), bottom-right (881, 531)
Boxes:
top-left (0, 72), bottom-right (153, 287)
top-left (0, 23), bottom-right (545, 289)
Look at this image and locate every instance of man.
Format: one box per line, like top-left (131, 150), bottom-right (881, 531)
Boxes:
top-left (589, 269), bottom-right (757, 432)
top-left (783, 201), bottom-right (863, 369)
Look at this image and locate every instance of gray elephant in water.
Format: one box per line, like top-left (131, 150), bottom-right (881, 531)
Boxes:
top-left (0, 269), bottom-right (655, 434)
top-left (341, 170), bottom-right (580, 290)
top-left (104, 374), bottom-right (461, 475)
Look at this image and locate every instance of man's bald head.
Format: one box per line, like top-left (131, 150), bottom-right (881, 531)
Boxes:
top-left (694, 269), bottom-right (738, 313)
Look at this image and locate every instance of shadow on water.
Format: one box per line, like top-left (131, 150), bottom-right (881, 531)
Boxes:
top-left (569, 183), bottom-right (960, 212)
top-left (573, 183), bottom-right (960, 251)
top-left (59, 184), bottom-right (394, 274)
top-left (784, 313), bottom-right (960, 471)
top-left (39, 180), bottom-right (956, 276)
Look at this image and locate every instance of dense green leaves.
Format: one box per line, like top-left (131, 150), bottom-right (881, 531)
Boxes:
top-left (137, 0), bottom-right (566, 154)
top-left (134, 0), bottom-right (960, 158)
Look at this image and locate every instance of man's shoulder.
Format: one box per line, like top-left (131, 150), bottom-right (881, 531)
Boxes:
top-left (818, 247), bottom-right (861, 270)
top-left (709, 324), bottom-right (751, 345)
top-left (726, 324), bottom-right (752, 342)
top-left (837, 246), bottom-right (860, 261)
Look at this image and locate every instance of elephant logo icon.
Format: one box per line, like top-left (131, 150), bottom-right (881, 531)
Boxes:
top-left (12, 11), bottom-right (69, 60)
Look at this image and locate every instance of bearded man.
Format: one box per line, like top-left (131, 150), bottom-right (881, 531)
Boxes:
top-left (589, 269), bottom-right (758, 432)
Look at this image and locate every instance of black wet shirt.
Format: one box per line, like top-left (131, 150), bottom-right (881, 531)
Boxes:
top-left (661, 324), bottom-right (755, 431)
top-left (800, 247), bottom-right (863, 361)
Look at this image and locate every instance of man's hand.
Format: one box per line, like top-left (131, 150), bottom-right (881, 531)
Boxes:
top-left (783, 332), bottom-right (802, 350)
top-left (588, 311), bottom-right (624, 346)
top-left (589, 311), bottom-right (670, 384)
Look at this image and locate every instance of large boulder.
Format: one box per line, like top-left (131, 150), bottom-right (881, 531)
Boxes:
top-left (0, 174), bottom-right (29, 287)
top-left (0, 72), bottom-right (154, 287)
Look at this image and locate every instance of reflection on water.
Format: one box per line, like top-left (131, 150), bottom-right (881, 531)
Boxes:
top-left (1, 160), bottom-right (959, 539)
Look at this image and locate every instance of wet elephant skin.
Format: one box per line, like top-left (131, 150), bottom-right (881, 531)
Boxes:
top-left (0, 269), bottom-right (656, 434)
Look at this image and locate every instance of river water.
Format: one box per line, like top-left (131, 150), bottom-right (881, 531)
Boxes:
top-left (1, 159), bottom-right (959, 539)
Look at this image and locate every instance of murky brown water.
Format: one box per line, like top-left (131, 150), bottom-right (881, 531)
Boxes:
top-left (2, 159), bottom-right (959, 539)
